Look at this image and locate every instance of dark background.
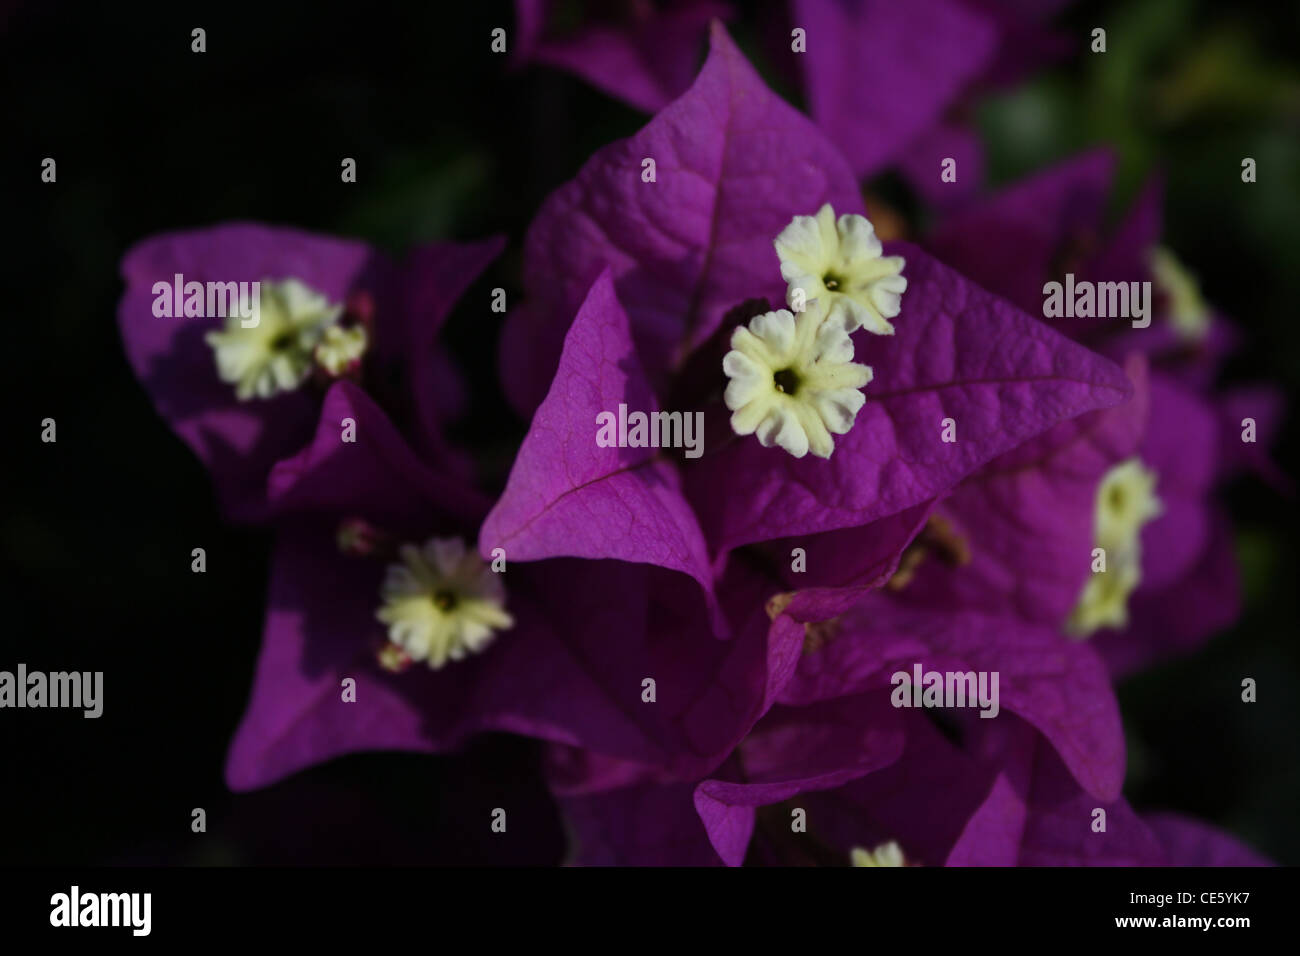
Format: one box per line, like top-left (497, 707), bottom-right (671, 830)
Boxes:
top-left (2, 0), bottom-right (1295, 865)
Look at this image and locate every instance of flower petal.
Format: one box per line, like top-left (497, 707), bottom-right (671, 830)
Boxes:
top-left (482, 270), bottom-right (721, 628)
top-left (686, 243), bottom-right (1134, 556)
top-left (501, 22), bottom-right (862, 415)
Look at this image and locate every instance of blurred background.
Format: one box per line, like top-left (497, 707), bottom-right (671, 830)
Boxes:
top-left (2, 0), bottom-right (1296, 864)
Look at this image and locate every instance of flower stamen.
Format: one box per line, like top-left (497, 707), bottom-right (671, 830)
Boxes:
top-left (773, 367), bottom-right (800, 395)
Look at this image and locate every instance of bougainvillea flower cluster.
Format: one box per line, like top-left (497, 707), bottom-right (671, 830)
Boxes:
top-left (117, 14), bottom-right (1280, 866)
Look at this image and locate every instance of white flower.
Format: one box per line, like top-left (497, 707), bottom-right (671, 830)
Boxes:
top-left (314, 323), bottom-right (368, 376)
top-left (1067, 458), bottom-right (1163, 638)
top-left (722, 300), bottom-right (872, 459)
top-left (1068, 547), bottom-right (1143, 636)
top-left (1150, 246), bottom-right (1210, 342)
top-left (774, 203), bottom-right (907, 335)
top-left (851, 841), bottom-right (907, 867)
top-left (1093, 458), bottom-right (1163, 550)
top-left (205, 278), bottom-right (345, 400)
top-left (376, 537), bottom-right (514, 669)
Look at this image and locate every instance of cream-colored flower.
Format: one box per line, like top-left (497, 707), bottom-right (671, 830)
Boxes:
top-left (1150, 246), bottom-right (1210, 342)
top-left (205, 278), bottom-right (345, 400)
top-left (851, 841), bottom-right (907, 867)
top-left (775, 203), bottom-right (907, 335)
top-left (314, 323), bottom-right (368, 376)
top-left (722, 300), bottom-right (872, 459)
top-left (1067, 458), bottom-right (1163, 638)
top-left (1093, 459), bottom-right (1163, 554)
top-left (1068, 548), bottom-right (1142, 635)
top-left (376, 537), bottom-right (513, 669)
